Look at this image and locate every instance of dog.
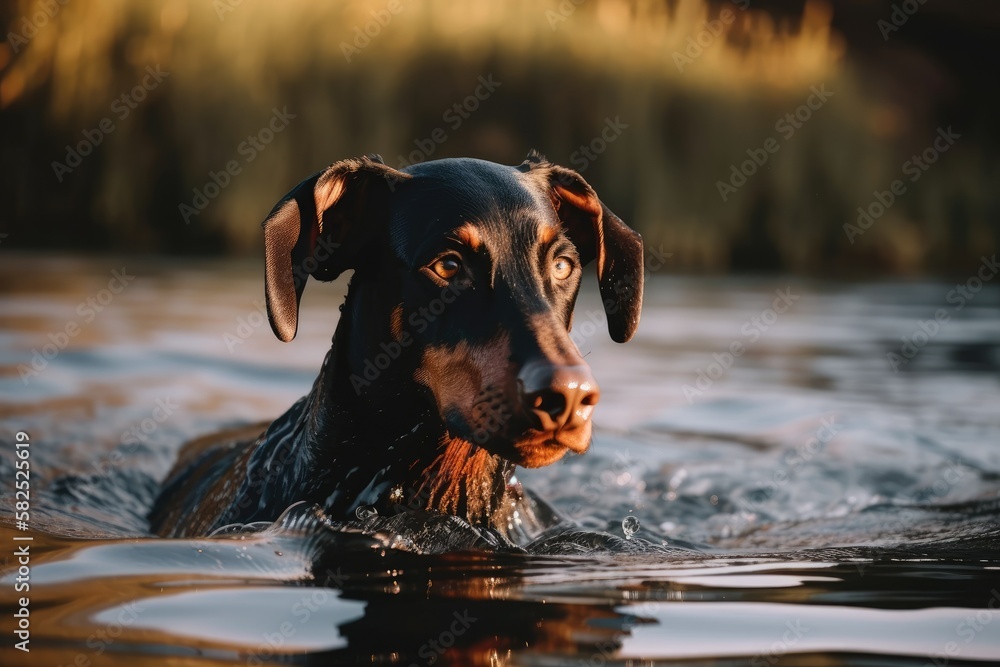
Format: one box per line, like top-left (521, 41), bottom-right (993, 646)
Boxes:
top-left (149, 151), bottom-right (643, 540)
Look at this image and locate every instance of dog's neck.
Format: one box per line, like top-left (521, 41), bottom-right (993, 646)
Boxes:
top-left (253, 280), bottom-right (516, 530)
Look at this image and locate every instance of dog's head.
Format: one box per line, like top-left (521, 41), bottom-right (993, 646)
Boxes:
top-left (261, 152), bottom-right (643, 468)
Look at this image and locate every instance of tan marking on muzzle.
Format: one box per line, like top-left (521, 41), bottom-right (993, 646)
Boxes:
top-left (414, 335), bottom-right (512, 418)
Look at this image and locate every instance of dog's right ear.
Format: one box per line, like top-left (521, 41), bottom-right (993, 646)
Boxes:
top-left (262, 155), bottom-right (410, 342)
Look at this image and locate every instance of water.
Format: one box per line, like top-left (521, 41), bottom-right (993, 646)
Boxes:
top-left (2, 255), bottom-right (999, 666)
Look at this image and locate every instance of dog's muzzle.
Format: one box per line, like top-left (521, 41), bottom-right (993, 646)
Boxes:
top-left (516, 359), bottom-right (600, 450)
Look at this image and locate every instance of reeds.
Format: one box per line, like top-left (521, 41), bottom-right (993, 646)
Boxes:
top-left (2, 0), bottom-right (992, 273)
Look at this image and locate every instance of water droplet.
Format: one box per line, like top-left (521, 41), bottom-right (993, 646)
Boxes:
top-left (355, 505), bottom-right (378, 521)
top-left (622, 515), bottom-right (640, 538)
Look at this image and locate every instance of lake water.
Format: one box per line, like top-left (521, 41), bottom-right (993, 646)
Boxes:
top-left (1, 255), bottom-right (999, 666)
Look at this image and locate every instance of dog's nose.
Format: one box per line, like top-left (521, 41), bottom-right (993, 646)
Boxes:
top-left (517, 360), bottom-right (601, 434)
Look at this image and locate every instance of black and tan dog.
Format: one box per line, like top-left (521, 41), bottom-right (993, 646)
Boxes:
top-left (149, 151), bottom-right (643, 539)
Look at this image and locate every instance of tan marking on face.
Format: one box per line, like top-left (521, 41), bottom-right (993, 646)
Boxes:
top-left (390, 304), bottom-right (404, 341)
top-left (414, 335), bottom-right (512, 418)
top-left (539, 224), bottom-right (559, 245)
top-left (553, 183), bottom-right (604, 273)
top-left (453, 223), bottom-right (482, 251)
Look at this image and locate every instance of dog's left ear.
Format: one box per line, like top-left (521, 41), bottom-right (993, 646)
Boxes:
top-left (262, 155), bottom-right (410, 342)
top-left (528, 159), bottom-right (644, 343)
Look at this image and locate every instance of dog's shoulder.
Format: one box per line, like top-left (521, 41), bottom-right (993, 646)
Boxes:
top-left (148, 422), bottom-right (266, 536)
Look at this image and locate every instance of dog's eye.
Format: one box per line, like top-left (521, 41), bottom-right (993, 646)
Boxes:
top-left (432, 257), bottom-right (462, 280)
top-left (552, 257), bottom-right (573, 281)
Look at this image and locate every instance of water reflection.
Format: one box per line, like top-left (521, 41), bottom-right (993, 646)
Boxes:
top-left (1, 257), bottom-right (999, 665)
top-left (5, 519), bottom-right (1000, 665)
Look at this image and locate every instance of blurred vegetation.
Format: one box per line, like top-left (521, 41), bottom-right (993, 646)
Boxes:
top-left (1, 0), bottom-right (997, 274)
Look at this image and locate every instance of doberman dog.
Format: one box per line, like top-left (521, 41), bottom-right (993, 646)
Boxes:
top-left (149, 151), bottom-right (643, 540)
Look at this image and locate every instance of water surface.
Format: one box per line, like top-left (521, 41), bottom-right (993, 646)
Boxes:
top-left (1, 255), bottom-right (999, 665)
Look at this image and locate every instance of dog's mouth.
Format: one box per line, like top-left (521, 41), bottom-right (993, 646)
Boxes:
top-left (465, 414), bottom-right (592, 468)
top-left (517, 427), bottom-right (590, 452)
top-left (458, 385), bottom-right (595, 467)
top-left (509, 425), bottom-right (592, 467)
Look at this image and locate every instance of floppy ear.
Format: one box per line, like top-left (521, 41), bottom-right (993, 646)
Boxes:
top-left (529, 159), bottom-right (644, 343)
top-left (262, 155), bottom-right (410, 342)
